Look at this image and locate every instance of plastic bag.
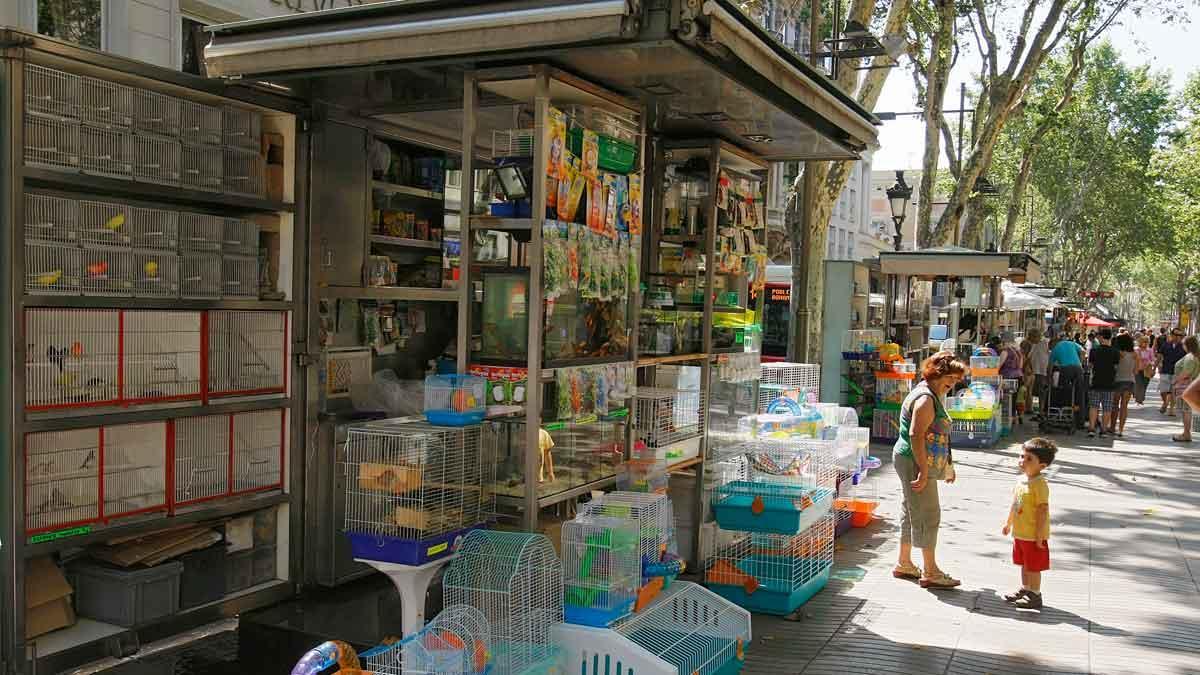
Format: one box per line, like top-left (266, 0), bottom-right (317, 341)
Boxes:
top-left (351, 370), bottom-right (425, 417)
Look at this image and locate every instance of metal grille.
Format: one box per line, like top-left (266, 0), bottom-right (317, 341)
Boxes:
top-left (612, 581), bottom-right (752, 675)
top-left (181, 144), bottom-right (223, 191)
top-left (181, 253), bottom-right (222, 299)
top-left (181, 101), bottom-right (223, 146)
top-left (635, 387), bottom-right (706, 448)
top-left (377, 605), bottom-right (492, 675)
top-left (134, 89), bottom-right (181, 137)
top-left (129, 206), bottom-right (179, 250)
top-left (81, 246), bottom-right (134, 297)
top-left (24, 63), bottom-right (79, 119)
top-left (443, 531), bottom-right (563, 675)
top-left (25, 113), bottom-right (80, 170)
top-left (207, 310), bottom-right (287, 396)
top-left (492, 129), bottom-right (535, 158)
top-left (343, 421), bottom-right (491, 540)
top-left (131, 250), bottom-right (180, 298)
top-left (704, 514), bottom-right (834, 598)
top-left (103, 421), bottom-right (168, 519)
top-left (222, 218), bottom-right (259, 255)
top-left (578, 491), bottom-right (677, 562)
top-left (232, 409), bottom-right (284, 494)
top-left (222, 105), bottom-right (262, 151)
top-left (223, 147), bottom-right (265, 197)
top-left (173, 414), bottom-right (230, 507)
top-left (25, 308), bottom-right (120, 410)
top-left (713, 439), bottom-right (840, 492)
top-left (79, 199), bottom-right (133, 247)
top-left (26, 428), bottom-right (101, 534)
top-left (25, 192), bottom-right (79, 243)
top-left (758, 362), bottom-right (820, 413)
top-left (222, 255), bottom-right (259, 299)
top-left (132, 134), bottom-right (182, 186)
top-left (80, 76), bottom-right (133, 129)
top-left (122, 310), bottom-right (202, 403)
top-left (25, 241), bottom-right (82, 296)
top-left (80, 125), bottom-right (134, 180)
top-left (707, 379), bottom-right (760, 459)
top-left (562, 514), bottom-right (641, 624)
top-left (179, 212), bottom-right (224, 251)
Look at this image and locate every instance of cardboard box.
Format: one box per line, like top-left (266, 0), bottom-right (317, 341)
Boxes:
top-left (26, 556), bottom-right (75, 639)
top-left (266, 164), bottom-right (285, 203)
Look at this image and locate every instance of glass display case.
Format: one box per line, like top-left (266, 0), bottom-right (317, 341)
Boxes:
top-left (485, 417), bottom-right (625, 501)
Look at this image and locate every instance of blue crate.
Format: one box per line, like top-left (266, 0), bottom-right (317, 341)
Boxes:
top-left (347, 524), bottom-right (481, 565)
top-left (564, 598), bottom-right (635, 627)
top-left (707, 559), bottom-right (831, 615)
top-left (713, 482), bottom-right (833, 535)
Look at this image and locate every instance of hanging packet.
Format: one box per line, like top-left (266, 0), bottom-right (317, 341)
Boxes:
top-left (588, 179), bottom-right (606, 234)
top-left (628, 173), bottom-right (643, 236)
top-left (581, 129), bottom-right (600, 180)
top-left (603, 173), bottom-right (619, 239)
top-left (547, 107), bottom-right (567, 179)
top-left (567, 223), bottom-right (580, 290)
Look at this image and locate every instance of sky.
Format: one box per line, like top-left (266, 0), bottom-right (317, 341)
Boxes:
top-left (871, 7), bottom-right (1200, 170)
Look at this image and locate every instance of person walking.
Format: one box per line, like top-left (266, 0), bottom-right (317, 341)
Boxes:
top-left (1050, 334), bottom-right (1088, 429)
top-left (1028, 330), bottom-right (1050, 418)
top-left (1113, 334), bottom-right (1136, 437)
top-left (998, 332), bottom-right (1025, 425)
top-left (1134, 335), bottom-right (1156, 405)
top-left (1157, 329), bottom-right (1186, 416)
top-left (1171, 335), bottom-right (1200, 443)
top-left (893, 351), bottom-right (968, 589)
top-left (1086, 328), bottom-right (1119, 438)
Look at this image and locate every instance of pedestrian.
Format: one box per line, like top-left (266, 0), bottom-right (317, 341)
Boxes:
top-left (1157, 328), bottom-right (1186, 416)
top-left (1050, 333), bottom-right (1087, 429)
top-left (1087, 328), bottom-right (1119, 438)
top-left (892, 351), bottom-right (968, 590)
top-left (1134, 335), bottom-right (1156, 405)
top-left (998, 331), bottom-right (1024, 424)
top-left (1113, 334), bottom-right (1136, 437)
top-left (1002, 437), bottom-right (1057, 610)
top-left (1171, 335), bottom-right (1200, 443)
top-left (1027, 329), bottom-right (1050, 417)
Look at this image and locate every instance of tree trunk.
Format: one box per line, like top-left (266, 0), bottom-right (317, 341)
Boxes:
top-left (915, 0), bottom-right (957, 245)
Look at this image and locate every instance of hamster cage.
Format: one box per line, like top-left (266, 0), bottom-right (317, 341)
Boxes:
top-left (361, 604), bottom-right (493, 675)
top-left (562, 514), bottom-right (641, 627)
top-left (577, 492), bottom-right (683, 611)
top-left (757, 362), bottom-right (819, 413)
top-left (711, 440), bottom-right (837, 535)
top-left (634, 387), bottom-right (705, 463)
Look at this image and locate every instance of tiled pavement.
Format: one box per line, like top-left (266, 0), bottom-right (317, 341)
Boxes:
top-left (744, 383), bottom-right (1200, 675)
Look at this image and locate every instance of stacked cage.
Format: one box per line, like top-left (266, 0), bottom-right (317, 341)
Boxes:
top-left (173, 413), bottom-right (231, 508)
top-left (704, 513), bottom-right (835, 614)
top-left (121, 310), bottom-right (203, 404)
top-left (577, 492), bottom-right (684, 613)
top-left (221, 216), bottom-right (261, 301)
top-left (561, 514), bottom-right (641, 627)
top-left (342, 421), bottom-right (493, 565)
top-left (25, 308), bottom-right (121, 410)
top-left (634, 387), bottom-right (705, 463)
top-left (232, 409), bottom-right (286, 494)
top-left (757, 362), bottom-right (820, 414)
top-left (443, 531), bottom-right (563, 675)
top-left (363, 605), bottom-right (493, 675)
top-left (617, 447), bottom-right (668, 494)
top-left (840, 329), bottom-right (885, 360)
top-left (207, 310), bottom-right (288, 397)
top-left (708, 352), bottom-right (763, 462)
top-left (871, 367), bottom-right (914, 444)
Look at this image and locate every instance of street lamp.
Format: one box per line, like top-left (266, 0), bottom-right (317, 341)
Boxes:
top-left (886, 170), bottom-right (913, 251)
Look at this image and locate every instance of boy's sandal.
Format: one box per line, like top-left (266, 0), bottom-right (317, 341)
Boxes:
top-left (1003, 589), bottom-right (1030, 603)
top-left (892, 563), bottom-right (922, 580)
top-left (919, 572), bottom-right (961, 589)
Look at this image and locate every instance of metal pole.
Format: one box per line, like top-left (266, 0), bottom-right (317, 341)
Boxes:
top-left (457, 73), bottom-right (477, 375)
top-left (955, 82), bottom-right (965, 247)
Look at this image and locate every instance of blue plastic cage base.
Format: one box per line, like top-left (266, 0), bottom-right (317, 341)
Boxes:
top-left (565, 600), bottom-right (634, 628)
top-left (347, 525), bottom-right (482, 565)
top-left (713, 485), bottom-right (834, 535)
top-left (707, 562), bottom-right (831, 615)
top-left (494, 642), bottom-right (561, 675)
top-left (425, 410), bottom-right (486, 426)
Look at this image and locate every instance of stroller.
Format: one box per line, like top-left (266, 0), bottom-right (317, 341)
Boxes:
top-left (1040, 365), bottom-right (1082, 435)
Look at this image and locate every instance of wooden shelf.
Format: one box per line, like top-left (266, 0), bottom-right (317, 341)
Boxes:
top-left (369, 235), bottom-right (442, 250)
top-left (668, 456), bottom-right (704, 472)
top-left (319, 286), bottom-right (459, 302)
top-left (24, 167), bottom-right (294, 214)
top-left (637, 353), bottom-right (709, 367)
top-left (371, 181), bottom-right (444, 201)
top-left (469, 216), bottom-right (532, 231)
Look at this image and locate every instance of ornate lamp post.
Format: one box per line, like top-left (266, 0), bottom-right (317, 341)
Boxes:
top-left (886, 171), bottom-right (913, 251)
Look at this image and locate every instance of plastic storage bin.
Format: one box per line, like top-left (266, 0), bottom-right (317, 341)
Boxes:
top-left (423, 374), bottom-right (486, 426)
top-left (179, 544), bottom-right (227, 609)
top-left (69, 560), bottom-right (183, 627)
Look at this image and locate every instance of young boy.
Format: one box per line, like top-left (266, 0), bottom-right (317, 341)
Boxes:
top-left (1002, 437), bottom-right (1056, 609)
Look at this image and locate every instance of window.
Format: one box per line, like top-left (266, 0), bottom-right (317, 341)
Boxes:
top-left (828, 229), bottom-right (837, 259)
top-left (182, 16), bottom-right (208, 76)
top-left (37, 0), bottom-right (102, 49)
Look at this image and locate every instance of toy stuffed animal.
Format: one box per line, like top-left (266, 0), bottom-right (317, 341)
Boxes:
top-left (538, 428), bottom-right (556, 483)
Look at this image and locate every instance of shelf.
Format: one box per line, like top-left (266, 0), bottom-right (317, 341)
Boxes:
top-left (664, 303), bottom-right (745, 314)
top-left (637, 353), bottom-right (709, 367)
top-left (469, 216), bottom-right (532, 231)
top-left (24, 397), bottom-right (292, 432)
top-left (22, 295), bottom-right (293, 311)
top-left (319, 286), bottom-right (459, 302)
top-left (659, 234), bottom-right (705, 245)
top-left (473, 354), bottom-right (633, 370)
top-left (24, 167), bottom-right (294, 214)
top-left (371, 181), bottom-right (444, 200)
top-left (495, 474), bottom-right (619, 510)
top-left (668, 456), bottom-right (704, 472)
top-left (369, 235), bottom-right (442, 250)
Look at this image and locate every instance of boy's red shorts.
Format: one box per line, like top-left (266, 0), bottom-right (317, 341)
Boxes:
top-left (1012, 538), bottom-right (1050, 572)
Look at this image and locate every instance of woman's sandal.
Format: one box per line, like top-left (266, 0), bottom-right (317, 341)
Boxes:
top-left (892, 563), bottom-right (922, 580)
top-left (1173, 435), bottom-right (1192, 443)
top-left (919, 572), bottom-right (961, 589)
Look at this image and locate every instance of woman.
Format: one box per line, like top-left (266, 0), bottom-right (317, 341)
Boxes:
top-left (1172, 335), bottom-right (1200, 443)
top-left (893, 351), bottom-right (968, 589)
top-left (1134, 335), bottom-right (1156, 405)
top-left (1113, 334), bottom-right (1136, 437)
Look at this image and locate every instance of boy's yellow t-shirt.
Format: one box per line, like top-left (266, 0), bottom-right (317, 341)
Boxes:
top-left (1011, 475), bottom-right (1050, 541)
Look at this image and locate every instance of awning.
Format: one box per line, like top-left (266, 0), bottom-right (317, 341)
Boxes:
top-left (879, 249), bottom-right (1042, 283)
top-left (1082, 315), bottom-right (1117, 328)
top-left (1002, 281), bottom-right (1061, 311)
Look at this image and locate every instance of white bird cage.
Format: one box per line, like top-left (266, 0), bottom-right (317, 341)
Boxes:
top-left (122, 310), bottom-right (203, 404)
top-left (25, 63), bottom-right (79, 119)
top-left (222, 254), bottom-right (260, 299)
top-left (80, 125), bottom-right (134, 180)
top-left (181, 252), bottom-right (222, 299)
top-left (443, 530), bottom-right (563, 675)
top-left (492, 129), bottom-right (536, 158)
top-left (79, 199), bottom-right (133, 248)
top-left (223, 218), bottom-right (259, 255)
top-left (703, 514), bottom-right (834, 615)
top-left (232, 408), bottom-right (285, 494)
top-left (179, 212), bottom-right (224, 251)
top-left (25, 308), bottom-right (121, 410)
top-left (181, 101), bottom-right (223, 146)
top-left (223, 105), bottom-right (262, 151)
top-left (25, 427), bottom-right (100, 534)
top-left (25, 113), bottom-right (80, 171)
top-left (710, 440), bottom-right (838, 536)
top-left (223, 147), bottom-right (265, 197)
top-left (25, 241), bottom-right (82, 296)
top-left (578, 491), bottom-right (677, 566)
top-left (131, 249), bottom-right (180, 298)
top-left (103, 421), bottom-right (169, 520)
top-left (80, 75), bottom-right (133, 129)
top-left (181, 144), bottom-right (223, 191)
top-left (173, 413), bottom-right (231, 507)
top-left (134, 89), bottom-right (181, 137)
top-left (80, 245), bottom-right (134, 297)
top-left (552, 581), bottom-right (751, 675)
top-left (132, 134), bottom-right (182, 186)
top-left (207, 310), bottom-right (288, 397)
top-left (25, 192), bottom-right (79, 243)
top-left (342, 421), bottom-right (493, 565)
top-left (562, 514), bottom-right (641, 627)
top-left (634, 387), bottom-right (705, 462)
top-left (758, 362), bottom-right (820, 413)
top-left (129, 206), bottom-right (179, 250)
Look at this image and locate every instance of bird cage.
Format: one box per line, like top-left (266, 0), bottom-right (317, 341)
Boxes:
top-left (223, 147), bottom-right (265, 197)
top-left (207, 309), bottom-right (288, 397)
top-left (134, 89), bottom-right (181, 137)
top-left (131, 250), bottom-right (180, 298)
top-left (80, 125), bottom-right (134, 180)
top-left (552, 581), bottom-right (751, 675)
top-left (181, 101), bottom-right (223, 146)
top-left (129, 206), bottom-right (179, 250)
top-left (181, 252), bottom-right (222, 299)
top-left (25, 192), bottom-right (79, 243)
top-left (223, 218), bottom-right (259, 256)
top-left (711, 440), bottom-right (837, 535)
top-left (222, 254), bottom-right (260, 299)
top-left (103, 421), bottom-right (169, 521)
top-left (634, 387), bottom-right (705, 462)
top-left (492, 129), bottom-right (536, 159)
top-left (833, 425), bottom-right (869, 474)
top-left (617, 452), bottom-right (668, 495)
top-left (834, 469), bottom-right (879, 533)
top-left (757, 362), bottom-right (819, 413)
top-left (343, 421), bottom-right (493, 565)
top-left (874, 370), bottom-right (915, 408)
top-left (179, 212), bottom-right (224, 251)
top-left (578, 492), bottom-right (677, 574)
top-left (121, 310), bottom-right (203, 404)
top-left (25, 427), bottom-right (101, 534)
top-left (132, 134), bottom-right (182, 186)
top-left (703, 514), bottom-right (834, 615)
top-left (562, 514), bottom-right (641, 627)
top-left (25, 63), bottom-right (79, 119)
top-left (25, 240), bottom-right (82, 296)
top-left (840, 329), bottom-right (884, 358)
top-left (25, 112), bottom-right (80, 171)
top-left (223, 105), bottom-right (262, 151)
top-left (443, 531), bottom-right (563, 675)
top-left (80, 75), bottom-right (133, 129)
top-left (181, 144), bottom-right (223, 191)
top-left (81, 245), bottom-right (134, 297)
top-left (25, 308), bottom-right (121, 410)
top-left (368, 605), bottom-right (493, 675)
top-left (173, 413), bottom-right (231, 507)
top-left (871, 406), bottom-right (901, 443)
top-left (232, 408), bottom-right (285, 494)
top-left (79, 199), bottom-right (133, 248)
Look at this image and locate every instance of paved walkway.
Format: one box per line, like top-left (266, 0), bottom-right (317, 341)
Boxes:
top-left (744, 382), bottom-right (1200, 675)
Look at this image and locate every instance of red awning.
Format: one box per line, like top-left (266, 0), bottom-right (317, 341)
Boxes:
top-left (1082, 315), bottom-right (1116, 327)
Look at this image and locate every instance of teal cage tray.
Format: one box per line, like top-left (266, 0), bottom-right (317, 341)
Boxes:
top-left (706, 558), bottom-right (831, 615)
top-left (712, 483), bottom-right (834, 535)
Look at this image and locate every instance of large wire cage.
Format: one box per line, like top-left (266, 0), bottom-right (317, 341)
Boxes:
top-left (122, 310), bottom-right (203, 404)
top-left (25, 112), bottom-right (80, 172)
top-left (102, 421), bottom-right (169, 521)
top-left (133, 89), bottom-right (182, 138)
top-left (79, 199), bottom-right (133, 248)
top-left (132, 134), bottom-right (182, 186)
top-left (181, 252), bottom-right (222, 299)
top-left (80, 124), bottom-right (134, 180)
top-left (207, 310), bottom-right (288, 397)
top-left (634, 387), bottom-right (705, 459)
top-left (708, 356), bottom-right (761, 460)
top-left (577, 491), bottom-right (678, 568)
top-left (703, 514), bottom-right (835, 615)
top-left (25, 427), bottom-right (101, 534)
top-left (25, 240), bottom-right (82, 296)
top-left (443, 531), bottom-right (563, 675)
top-left (25, 63), bottom-right (79, 119)
top-left (80, 75), bottom-right (133, 129)
top-left (173, 413), bottom-right (231, 508)
top-left (25, 308), bottom-right (121, 410)
top-left (25, 192), bottom-right (79, 243)
top-left (562, 514), bottom-right (641, 627)
top-left (129, 206), bottom-right (179, 250)
top-left (231, 409), bottom-right (285, 494)
top-left (342, 421), bottom-right (494, 564)
top-left (710, 440), bottom-right (838, 536)
top-left (180, 101), bottom-right (223, 146)
top-left (758, 362), bottom-right (820, 413)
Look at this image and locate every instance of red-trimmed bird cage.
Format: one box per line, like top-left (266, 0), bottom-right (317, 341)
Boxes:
top-left (102, 421), bottom-right (169, 520)
top-left (25, 308), bottom-right (121, 411)
top-left (172, 413), bottom-right (230, 508)
top-left (231, 409), bottom-right (286, 494)
top-left (122, 310), bottom-right (204, 404)
top-left (207, 310), bottom-right (288, 397)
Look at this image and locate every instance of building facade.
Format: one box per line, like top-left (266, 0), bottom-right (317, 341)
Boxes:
top-left (825, 156), bottom-right (873, 262)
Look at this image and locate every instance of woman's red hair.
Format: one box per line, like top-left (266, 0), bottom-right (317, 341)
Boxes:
top-left (922, 351), bottom-right (968, 382)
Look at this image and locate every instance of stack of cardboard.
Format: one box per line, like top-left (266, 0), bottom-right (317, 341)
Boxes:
top-left (91, 525), bottom-right (223, 568)
top-left (26, 557), bottom-right (74, 639)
